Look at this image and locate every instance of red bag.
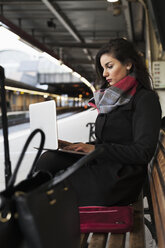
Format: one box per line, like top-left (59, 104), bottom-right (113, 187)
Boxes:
top-left (79, 206), bottom-right (133, 233)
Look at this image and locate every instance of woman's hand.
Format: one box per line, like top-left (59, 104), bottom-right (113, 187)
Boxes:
top-left (64, 143), bottom-right (95, 153)
top-left (58, 139), bottom-right (73, 149)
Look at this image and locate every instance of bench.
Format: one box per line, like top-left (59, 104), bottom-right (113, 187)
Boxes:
top-left (86, 122), bottom-right (96, 143)
top-left (149, 128), bottom-right (165, 247)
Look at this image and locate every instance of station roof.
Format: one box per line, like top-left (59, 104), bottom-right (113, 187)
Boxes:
top-left (0, 0), bottom-right (164, 96)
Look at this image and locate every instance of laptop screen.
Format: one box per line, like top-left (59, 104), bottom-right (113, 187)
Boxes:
top-left (29, 100), bottom-right (58, 150)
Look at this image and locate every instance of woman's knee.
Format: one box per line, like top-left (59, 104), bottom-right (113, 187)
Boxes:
top-left (35, 151), bottom-right (58, 172)
top-left (35, 151), bottom-right (80, 175)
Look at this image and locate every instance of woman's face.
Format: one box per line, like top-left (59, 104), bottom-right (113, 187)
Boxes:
top-left (100, 53), bottom-right (132, 86)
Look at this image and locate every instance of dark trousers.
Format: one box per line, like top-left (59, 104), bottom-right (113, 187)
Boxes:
top-left (35, 150), bottom-right (112, 206)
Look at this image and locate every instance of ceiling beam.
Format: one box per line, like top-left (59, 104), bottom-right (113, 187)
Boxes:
top-left (52, 43), bottom-right (104, 49)
top-left (65, 59), bottom-right (93, 64)
top-left (0, 0), bottom-right (104, 3)
top-left (2, 8), bottom-right (106, 12)
top-left (0, 1), bottom-right (40, 4)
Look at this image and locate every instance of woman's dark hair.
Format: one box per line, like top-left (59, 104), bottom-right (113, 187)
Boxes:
top-left (95, 38), bottom-right (152, 90)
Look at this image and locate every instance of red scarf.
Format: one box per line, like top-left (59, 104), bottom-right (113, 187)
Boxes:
top-left (89, 74), bottom-right (138, 113)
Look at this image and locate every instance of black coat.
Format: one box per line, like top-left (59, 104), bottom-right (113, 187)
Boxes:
top-left (69, 86), bottom-right (161, 206)
top-left (36, 86), bottom-right (161, 206)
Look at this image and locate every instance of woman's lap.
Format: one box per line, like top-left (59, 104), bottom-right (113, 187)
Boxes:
top-left (35, 151), bottom-right (141, 206)
top-left (35, 150), bottom-right (116, 206)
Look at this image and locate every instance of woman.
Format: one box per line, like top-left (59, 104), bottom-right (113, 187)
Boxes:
top-left (35, 38), bottom-right (161, 206)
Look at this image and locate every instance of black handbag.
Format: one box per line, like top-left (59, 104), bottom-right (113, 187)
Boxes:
top-left (0, 128), bottom-right (104, 248)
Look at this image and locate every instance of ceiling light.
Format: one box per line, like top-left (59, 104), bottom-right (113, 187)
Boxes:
top-left (107, 0), bottom-right (119, 2)
top-left (80, 77), bottom-right (96, 93)
top-left (42, 52), bottom-right (61, 65)
top-left (60, 64), bottom-right (73, 73)
top-left (0, 26), bottom-right (20, 40)
top-left (72, 71), bottom-right (81, 79)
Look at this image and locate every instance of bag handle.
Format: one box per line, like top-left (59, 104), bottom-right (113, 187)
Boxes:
top-left (0, 66), bottom-right (12, 186)
top-left (7, 129), bottom-right (45, 189)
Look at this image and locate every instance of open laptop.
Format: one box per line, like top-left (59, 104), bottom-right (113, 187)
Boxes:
top-left (29, 100), bottom-right (86, 155)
